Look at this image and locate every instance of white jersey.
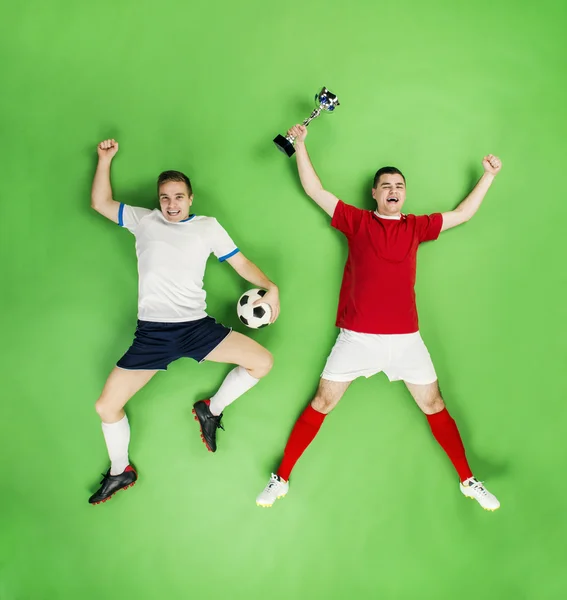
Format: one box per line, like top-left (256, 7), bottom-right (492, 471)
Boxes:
top-left (118, 203), bottom-right (239, 322)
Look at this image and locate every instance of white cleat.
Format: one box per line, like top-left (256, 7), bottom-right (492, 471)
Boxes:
top-left (256, 473), bottom-right (289, 508)
top-left (460, 477), bottom-right (500, 511)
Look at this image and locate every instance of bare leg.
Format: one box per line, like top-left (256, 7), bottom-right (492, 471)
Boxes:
top-left (193, 332), bottom-right (273, 450)
top-left (95, 367), bottom-right (158, 423)
top-left (204, 331), bottom-right (273, 377)
top-left (405, 379), bottom-right (472, 482)
top-left (277, 378), bottom-right (352, 480)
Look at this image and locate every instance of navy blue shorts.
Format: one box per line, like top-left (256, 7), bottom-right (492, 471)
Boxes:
top-left (117, 317), bottom-right (231, 371)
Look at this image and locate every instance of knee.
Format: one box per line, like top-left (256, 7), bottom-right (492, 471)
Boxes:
top-left (251, 349), bottom-right (274, 379)
top-left (424, 394), bottom-right (446, 415)
top-left (311, 393), bottom-right (335, 415)
top-left (95, 397), bottom-right (106, 419)
top-left (95, 397), bottom-right (119, 422)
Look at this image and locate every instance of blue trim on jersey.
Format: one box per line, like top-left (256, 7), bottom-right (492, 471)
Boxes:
top-left (219, 248), bottom-right (240, 262)
top-left (180, 214), bottom-right (196, 223)
top-left (118, 203), bottom-right (125, 227)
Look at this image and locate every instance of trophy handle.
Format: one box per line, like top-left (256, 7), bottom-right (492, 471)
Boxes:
top-left (302, 108), bottom-right (322, 128)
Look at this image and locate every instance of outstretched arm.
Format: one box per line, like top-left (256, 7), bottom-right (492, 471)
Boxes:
top-left (441, 155), bottom-right (502, 232)
top-left (288, 124), bottom-right (339, 218)
top-left (226, 252), bottom-right (280, 323)
top-left (91, 139), bottom-right (121, 223)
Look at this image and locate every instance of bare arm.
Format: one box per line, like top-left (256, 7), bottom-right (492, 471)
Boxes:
top-left (226, 252), bottom-right (280, 322)
top-left (288, 124), bottom-right (339, 218)
top-left (91, 139), bottom-right (121, 223)
top-left (441, 155), bottom-right (502, 232)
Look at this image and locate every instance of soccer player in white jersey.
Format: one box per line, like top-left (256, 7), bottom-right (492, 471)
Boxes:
top-left (89, 139), bottom-right (280, 505)
top-left (256, 124), bottom-right (502, 511)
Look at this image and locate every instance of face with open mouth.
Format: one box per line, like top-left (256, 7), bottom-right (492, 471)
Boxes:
top-left (371, 173), bottom-right (406, 216)
top-left (158, 180), bottom-right (194, 222)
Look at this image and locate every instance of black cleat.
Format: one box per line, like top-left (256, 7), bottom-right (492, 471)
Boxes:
top-left (89, 465), bottom-right (137, 505)
top-left (192, 399), bottom-right (224, 452)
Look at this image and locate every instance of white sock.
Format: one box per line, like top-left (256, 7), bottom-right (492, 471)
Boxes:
top-left (101, 415), bottom-right (130, 475)
top-left (209, 367), bottom-right (260, 415)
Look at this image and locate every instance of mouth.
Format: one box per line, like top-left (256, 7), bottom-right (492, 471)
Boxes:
top-left (167, 209), bottom-right (181, 217)
top-left (387, 197), bottom-right (399, 204)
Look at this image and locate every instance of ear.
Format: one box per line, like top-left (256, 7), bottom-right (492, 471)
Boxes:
top-left (189, 194), bottom-right (194, 205)
top-left (371, 187), bottom-right (377, 200)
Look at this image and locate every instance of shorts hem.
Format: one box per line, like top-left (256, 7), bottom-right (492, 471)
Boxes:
top-left (320, 371), bottom-right (361, 383)
top-left (399, 375), bottom-right (438, 385)
top-left (115, 365), bottom-right (167, 372)
top-left (199, 327), bottom-right (233, 363)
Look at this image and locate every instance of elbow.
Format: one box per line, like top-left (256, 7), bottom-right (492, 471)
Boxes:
top-left (91, 195), bottom-right (110, 212)
top-left (306, 185), bottom-right (324, 200)
top-left (454, 208), bottom-right (472, 224)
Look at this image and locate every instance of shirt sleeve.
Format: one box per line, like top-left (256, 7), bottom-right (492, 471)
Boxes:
top-left (118, 203), bottom-right (153, 234)
top-left (210, 219), bottom-right (240, 262)
top-left (331, 200), bottom-right (366, 238)
top-left (415, 213), bottom-right (443, 243)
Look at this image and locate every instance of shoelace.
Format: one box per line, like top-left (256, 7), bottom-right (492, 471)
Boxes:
top-left (214, 416), bottom-right (225, 431)
top-left (99, 472), bottom-right (111, 485)
top-left (266, 476), bottom-right (280, 491)
top-left (470, 480), bottom-right (488, 496)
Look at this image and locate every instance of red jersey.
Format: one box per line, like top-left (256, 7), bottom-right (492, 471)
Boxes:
top-left (331, 200), bottom-right (443, 334)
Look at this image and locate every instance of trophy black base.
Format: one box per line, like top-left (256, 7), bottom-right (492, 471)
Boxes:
top-left (273, 134), bottom-right (295, 157)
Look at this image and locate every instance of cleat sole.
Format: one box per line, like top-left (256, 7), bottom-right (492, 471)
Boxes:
top-left (91, 479), bottom-right (137, 506)
top-left (462, 492), bottom-right (499, 511)
top-left (256, 493), bottom-right (286, 508)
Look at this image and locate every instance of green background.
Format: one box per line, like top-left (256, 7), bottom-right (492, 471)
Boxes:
top-left (1, 0), bottom-right (566, 598)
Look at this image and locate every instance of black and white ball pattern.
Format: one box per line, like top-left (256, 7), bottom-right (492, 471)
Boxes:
top-left (237, 288), bottom-right (272, 329)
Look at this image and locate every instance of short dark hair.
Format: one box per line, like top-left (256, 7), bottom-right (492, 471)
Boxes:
top-left (157, 170), bottom-right (192, 196)
top-left (373, 166), bottom-right (406, 188)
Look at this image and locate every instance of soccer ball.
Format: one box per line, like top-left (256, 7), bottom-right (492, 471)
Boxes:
top-left (237, 288), bottom-right (272, 329)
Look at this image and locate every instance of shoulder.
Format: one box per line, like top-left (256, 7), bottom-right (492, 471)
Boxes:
top-left (337, 200), bottom-right (367, 214)
top-left (138, 208), bottom-right (162, 227)
top-left (332, 200), bottom-right (374, 236)
top-left (407, 212), bottom-right (441, 220)
top-left (133, 206), bottom-right (158, 220)
top-left (333, 200), bottom-right (371, 222)
top-left (411, 213), bottom-right (443, 227)
top-left (404, 213), bottom-right (432, 225)
top-left (190, 215), bottom-right (219, 227)
top-left (119, 204), bottom-right (157, 228)
top-left (189, 215), bottom-right (227, 235)
top-left (126, 204), bottom-right (155, 214)
top-left (408, 212), bottom-right (443, 242)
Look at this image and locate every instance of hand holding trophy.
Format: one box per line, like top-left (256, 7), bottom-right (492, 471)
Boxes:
top-left (273, 87), bottom-right (340, 157)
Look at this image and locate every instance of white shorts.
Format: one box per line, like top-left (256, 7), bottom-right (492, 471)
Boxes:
top-left (321, 329), bottom-right (437, 385)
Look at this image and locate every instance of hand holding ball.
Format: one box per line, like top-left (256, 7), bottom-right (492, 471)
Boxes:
top-left (237, 289), bottom-right (272, 329)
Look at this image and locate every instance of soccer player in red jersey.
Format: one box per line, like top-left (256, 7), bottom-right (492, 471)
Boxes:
top-left (257, 124), bottom-right (502, 511)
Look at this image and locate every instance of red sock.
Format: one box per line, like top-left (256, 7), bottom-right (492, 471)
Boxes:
top-left (277, 404), bottom-right (326, 481)
top-left (426, 408), bottom-right (473, 482)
